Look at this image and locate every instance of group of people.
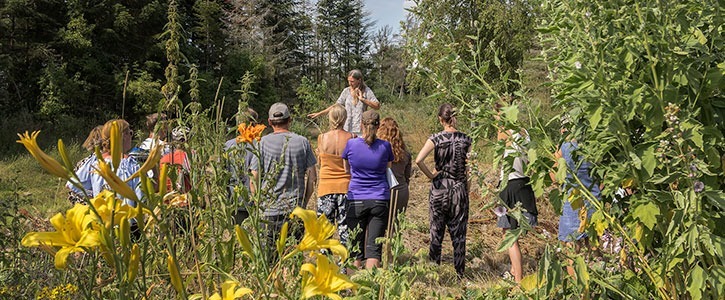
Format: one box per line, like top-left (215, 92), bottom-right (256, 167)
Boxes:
top-left (64, 69), bottom-right (598, 283)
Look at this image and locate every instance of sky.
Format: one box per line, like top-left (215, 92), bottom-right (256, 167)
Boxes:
top-left (364, 0), bottom-right (415, 34)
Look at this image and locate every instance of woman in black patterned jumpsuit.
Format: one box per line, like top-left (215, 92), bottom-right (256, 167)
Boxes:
top-left (415, 103), bottom-right (472, 278)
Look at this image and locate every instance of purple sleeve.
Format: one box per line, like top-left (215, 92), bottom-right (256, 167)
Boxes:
top-left (341, 140), bottom-right (351, 160)
top-left (386, 141), bottom-right (394, 162)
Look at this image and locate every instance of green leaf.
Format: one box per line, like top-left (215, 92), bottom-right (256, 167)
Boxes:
top-left (632, 202), bottom-right (660, 230)
top-left (641, 145), bottom-right (657, 177)
top-left (574, 256), bottom-right (590, 291)
top-left (687, 265), bottom-right (705, 300)
top-left (589, 106), bottom-right (603, 130)
top-left (590, 210), bottom-right (608, 237)
top-left (496, 228), bottom-right (522, 252)
top-left (556, 157), bottom-right (567, 183)
top-left (703, 191), bottom-right (725, 210)
top-left (502, 105), bottom-right (519, 123)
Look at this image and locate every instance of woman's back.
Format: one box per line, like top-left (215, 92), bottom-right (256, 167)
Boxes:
top-left (342, 138), bottom-right (393, 200)
top-left (430, 131), bottom-right (472, 182)
top-left (317, 130), bottom-right (353, 196)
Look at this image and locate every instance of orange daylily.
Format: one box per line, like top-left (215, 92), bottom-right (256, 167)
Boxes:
top-left (236, 123), bottom-right (266, 144)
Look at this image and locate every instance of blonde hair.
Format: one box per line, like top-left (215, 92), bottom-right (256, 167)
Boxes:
top-left (378, 117), bottom-right (407, 163)
top-left (328, 104), bottom-right (347, 130)
top-left (101, 119), bottom-right (130, 153)
top-left (82, 125), bottom-right (104, 151)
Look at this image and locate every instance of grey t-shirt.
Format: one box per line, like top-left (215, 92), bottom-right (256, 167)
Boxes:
top-left (336, 86), bottom-right (378, 134)
top-left (250, 131), bottom-right (317, 216)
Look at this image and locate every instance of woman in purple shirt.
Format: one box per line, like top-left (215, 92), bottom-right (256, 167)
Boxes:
top-left (342, 110), bottom-right (394, 270)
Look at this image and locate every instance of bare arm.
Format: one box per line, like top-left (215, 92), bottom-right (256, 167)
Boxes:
top-left (343, 159), bottom-right (350, 174)
top-left (304, 166), bottom-right (317, 204)
top-left (307, 104), bottom-right (336, 119)
top-left (549, 148), bottom-right (562, 183)
top-left (415, 139), bottom-right (437, 180)
top-left (356, 88), bottom-right (380, 110)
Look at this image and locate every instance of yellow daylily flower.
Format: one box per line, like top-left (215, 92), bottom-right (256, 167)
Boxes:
top-left (128, 143), bottom-right (163, 181)
top-left (290, 207), bottom-right (348, 261)
top-left (16, 131), bottom-right (70, 180)
top-left (21, 203), bottom-right (102, 269)
top-left (88, 190), bottom-right (140, 228)
top-left (208, 281), bottom-right (252, 300)
top-left (110, 121), bottom-right (122, 170)
top-left (236, 123), bottom-right (266, 144)
top-left (300, 254), bottom-right (356, 300)
top-left (95, 159), bottom-right (139, 202)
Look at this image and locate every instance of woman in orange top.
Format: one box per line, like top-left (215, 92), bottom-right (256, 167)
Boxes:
top-left (316, 104), bottom-right (354, 246)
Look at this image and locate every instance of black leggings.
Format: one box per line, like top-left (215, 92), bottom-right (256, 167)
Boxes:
top-left (346, 200), bottom-right (388, 261)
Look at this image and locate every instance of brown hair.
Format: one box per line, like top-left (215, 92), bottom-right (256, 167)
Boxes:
top-left (328, 104), bottom-right (347, 130)
top-left (361, 110), bottom-right (380, 146)
top-left (146, 113), bottom-right (166, 132)
top-left (438, 103), bottom-right (457, 126)
top-left (101, 119), bottom-right (130, 153)
top-left (82, 125), bottom-right (104, 151)
top-left (378, 117), bottom-right (407, 163)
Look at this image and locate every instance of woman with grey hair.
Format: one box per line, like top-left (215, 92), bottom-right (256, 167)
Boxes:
top-left (308, 69), bottom-right (380, 136)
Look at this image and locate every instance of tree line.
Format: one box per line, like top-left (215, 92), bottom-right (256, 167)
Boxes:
top-left (0, 0), bottom-right (534, 147)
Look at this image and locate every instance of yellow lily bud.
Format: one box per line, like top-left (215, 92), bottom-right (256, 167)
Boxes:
top-left (57, 139), bottom-right (74, 172)
top-left (127, 244), bottom-right (140, 282)
top-left (277, 222), bottom-right (289, 257)
top-left (158, 163), bottom-right (168, 196)
top-left (128, 143), bottom-right (162, 181)
top-left (96, 159), bottom-right (139, 202)
top-left (167, 253), bottom-right (183, 294)
top-left (16, 131), bottom-right (70, 180)
top-left (235, 225), bottom-right (254, 259)
top-left (119, 216), bottom-right (131, 248)
top-left (110, 121), bottom-right (122, 171)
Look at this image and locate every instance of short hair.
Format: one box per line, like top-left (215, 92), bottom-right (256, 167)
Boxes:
top-left (146, 113), bottom-right (166, 132)
top-left (269, 117), bottom-right (290, 126)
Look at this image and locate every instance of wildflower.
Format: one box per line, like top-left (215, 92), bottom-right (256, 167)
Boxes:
top-left (236, 123), bottom-right (266, 144)
top-left (21, 203), bottom-right (102, 269)
top-left (585, 11), bottom-right (591, 18)
top-left (209, 281), bottom-right (252, 300)
top-left (574, 61), bottom-right (582, 69)
top-left (16, 131), bottom-right (70, 180)
top-left (300, 254), bottom-right (357, 300)
top-left (95, 159), bottom-right (139, 202)
top-left (492, 206), bottom-right (507, 217)
top-left (163, 191), bottom-right (189, 207)
top-left (693, 181), bottom-right (704, 193)
top-left (290, 207), bottom-right (348, 261)
top-left (426, 33), bottom-right (434, 40)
